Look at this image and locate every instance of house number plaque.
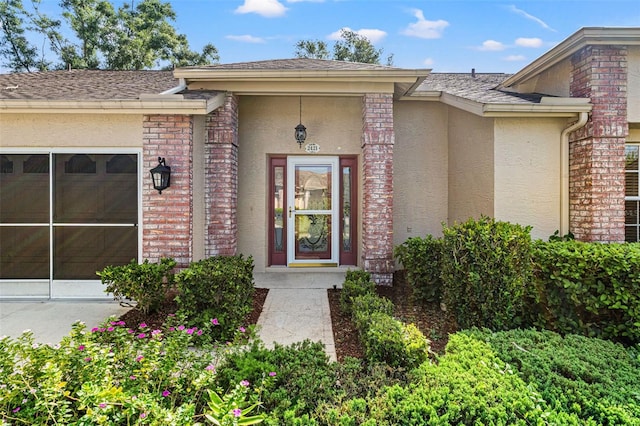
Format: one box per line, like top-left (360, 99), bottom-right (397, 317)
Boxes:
top-left (305, 143), bottom-right (320, 153)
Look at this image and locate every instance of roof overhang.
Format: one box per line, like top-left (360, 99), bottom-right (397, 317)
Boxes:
top-left (406, 91), bottom-right (592, 117)
top-left (174, 68), bottom-right (430, 98)
top-left (0, 92), bottom-right (226, 115)
top-left (502, 27), bottom-right (640, 88)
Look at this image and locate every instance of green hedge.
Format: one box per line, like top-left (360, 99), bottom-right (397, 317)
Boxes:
top-left (466, 328), bottom-right (640, 425)
top-left (175, 255), bottom-right (255, 342)
top-left (325, 333), bottom-right (584, 425)
top-left (394, 235), bottom-right (443, 303)
top-left (530, 240), bottom-right (640, 343)
top-left (440, 216), bottom-right (532, 331)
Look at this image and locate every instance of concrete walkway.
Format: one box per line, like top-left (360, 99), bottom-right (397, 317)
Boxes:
top-left (254, 271), bottom-right (346, 362)
top-left (0, 271), bottom-right (346, 361)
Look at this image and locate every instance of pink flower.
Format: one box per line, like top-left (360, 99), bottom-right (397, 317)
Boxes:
top-left (197, 329), bottom-right (203, 336)
top-left (269, 372), bottom-right (277, 377)
top-left (130, 375), bottom-right (137, 380)
top-left (140, 412), bottom-right (147, 419)
top-left (205, 364), bottom-right (216, 371)
top-left (91, 327), bottom-right (99, 332)
top-left (233, 408), bottom-right (242, 417)
top-left (151, 329), bottom-right (161, 335)
top-left (78, 345), bottom-right (85, 351)
top-left (99, 403), bottom-right (107, 409)
top-left (135, 355), bottom-right (144, 362)
top-left (137, 333), bottom-right (146, 339)
top-left (186, 328), bottom-right (195, 335)
top-left (211, 318), bottom-right (219, 326)
top-left (240, 380), bottom-right (250, 387)
top-left (177, 325), bottom-right (185, 331)
top-left (162, 390), bottom-right (171, 397)
top-left (12, 407), bottom-right (20, 413)
top-left (107, 327), bottom-right (114, 332)
top-left (84, 357), bottom-right (92, 362)
top-left (238, 327), bottom-right (246, 333)
top-left (139, 322), bottom-right (147, 328)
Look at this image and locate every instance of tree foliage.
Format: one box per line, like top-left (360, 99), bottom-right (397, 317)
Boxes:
top-left (0, 0), bottom-right (218, 71)
top-left (295, 29), bottom-right (393, 65)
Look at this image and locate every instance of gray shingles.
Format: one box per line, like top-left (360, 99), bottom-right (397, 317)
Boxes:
top-left (416, 73), bottom-right (544, 104)
top-left (181, 58), bottom-right (397, 71)
top-left (0, 70), bottom-right (177, 101)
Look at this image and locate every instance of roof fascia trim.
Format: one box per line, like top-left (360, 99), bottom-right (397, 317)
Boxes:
top-left (0, 99), bottom-right (211, 115)
top-left (439, 93), bottom-right (592, 117)
top-left (502, 27), bottom-right (640, 88)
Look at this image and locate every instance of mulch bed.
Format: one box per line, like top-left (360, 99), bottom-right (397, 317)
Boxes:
top-left (118, 273), bottom-right (456, 362)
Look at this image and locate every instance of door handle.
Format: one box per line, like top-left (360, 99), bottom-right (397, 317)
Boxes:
top-left (289, 206), bottom-right (293, 218)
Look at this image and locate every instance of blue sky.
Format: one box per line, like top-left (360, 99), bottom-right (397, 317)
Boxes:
top-left (7, 0), bottom-right (640, 74)
top-left (167, 0), bottom-right (640, 72)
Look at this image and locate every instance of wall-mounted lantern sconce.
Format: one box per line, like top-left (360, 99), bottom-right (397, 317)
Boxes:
top-left (295, 97), bottom-right (307, 148)
top-left (150, 157), bottom-right (171, 194)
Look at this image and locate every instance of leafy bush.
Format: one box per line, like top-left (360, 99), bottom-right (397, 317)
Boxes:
top-left (530, 240), bottom-right (640, 343)
top-left (175, 255), bottom-right (254, 343)
top-left (351, 293), bottom-right (394, 332)
top-left (0, 318), bottom-right (265, 425)
top-left (440, 216), bottom-right (533, 330)
top-left (360, 312), bottom-right (429, 370)
top-left (466, 328), bottom-right (640, 425)
top-left (333, 333), bottom-right (584, 425)
top-left (339, 272), bottom-right (376, 315)
top-left (98, 257), bottom-right (176, 314)
top-left (394, 235), bottom-right (444, 303)
top-left (216, 340), bottom-right (337, 422)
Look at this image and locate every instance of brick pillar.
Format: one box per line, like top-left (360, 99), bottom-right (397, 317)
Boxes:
top-left (204, 93), bottom-right (239, 256)
top-left (142, 115), bottom-right (193, 268)
top-left (569, 45), bottom-right (628, 242)
top-left (361, 93), bottom-right (394, 285)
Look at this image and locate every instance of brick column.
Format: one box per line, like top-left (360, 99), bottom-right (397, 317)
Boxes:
top-left (569, 45), bottom-right (628, 242)
top-left (204, 93), bottom-right (239, 256)
top-left (361, 93), bottom-right (394, 285)
top-left (142, 115), bottom-right (194, 268)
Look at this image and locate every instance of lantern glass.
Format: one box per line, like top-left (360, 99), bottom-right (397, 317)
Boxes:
top-left (150, 157), bottom-right (171, 193)
top-left (295, 123), bottom-right (307, 148)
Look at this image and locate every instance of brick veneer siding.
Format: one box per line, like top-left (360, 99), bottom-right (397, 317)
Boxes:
top-left (569, 45), bottom-right (628, 242)
top-left (361, 93), bottom-right (394, 285)
top-left (204, 93), bottom-right (239, 256)
top-left (142, 115), bottom-right (194, 267)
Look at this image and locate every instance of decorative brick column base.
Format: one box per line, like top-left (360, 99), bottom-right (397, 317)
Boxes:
top-left (142, 115), bottom-right (194, 268)
top-left (569, 45), bottom-right (627, 242)
top-left (205, 93), bottom-right (239, 257)
top-left (361, 93), bottom-right (394, 285)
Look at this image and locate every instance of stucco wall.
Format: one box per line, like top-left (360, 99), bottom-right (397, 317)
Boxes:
top-left (236, 95), bottom-right (362, 270)
top-left (0, 113), bottom-right (143, 147)
top-left (447, 108), bottom-right (494, 223)
top-left (629, 46), bottom-right (640, 123)
top-left (393, 101), bottom-right (448, 244)
top-left (494, 117), bottom-right (564, 240)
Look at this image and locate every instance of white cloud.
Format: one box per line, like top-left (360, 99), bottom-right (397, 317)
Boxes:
top-left (504, 55), bottom-right (526, 61)
top-left (328, 27), bottom-right (387, 44)
top-left (225, 35), bottom-right (266, 43)
top-left (478, 40), bottom-right (506, 51)
top-left (423, 58), bottom-right (434, 67)
top-left (515, 37), bottom-right (543, 48)
top-left (287, 0), bottom-right (324, 2)
top-left (401, 9), bottom-right (449, 39)
top-left (235, 0), bottom-right (287, 18)
top-left (507, 5), bottom-right (556, 32)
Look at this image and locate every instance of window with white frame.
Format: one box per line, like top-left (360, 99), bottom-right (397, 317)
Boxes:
top-left (625, 144), bottom-right (640, 242)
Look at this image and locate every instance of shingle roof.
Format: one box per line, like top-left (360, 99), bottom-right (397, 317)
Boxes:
top-left (0, 70), bottom-right (177, 100)
top-left (415, 73), bottom-right (544, 104)
top-left (181, 58), bottom-right (397, 71)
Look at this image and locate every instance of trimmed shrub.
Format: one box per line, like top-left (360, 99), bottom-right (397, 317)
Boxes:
top-left (530, 240), bottom-right (640, 343)
top-left (175, 255), bottom-right (254, 342)
top-left (394, 235), bottom-right (444, 303)
top-left (360, 333), bottom-right (584, 425)
top-left (340, 271), bottom-right (376, 316)
top-left (98, 257), bottom-right (176, 314)
top-left (351, 293), bottom-right (394, 332)
top-left (440, 216), bottom-right (532, 330)
top-left (467, 328), bottom-right (640, 424)
top-left (360, 312), bottom-right (429, 370)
